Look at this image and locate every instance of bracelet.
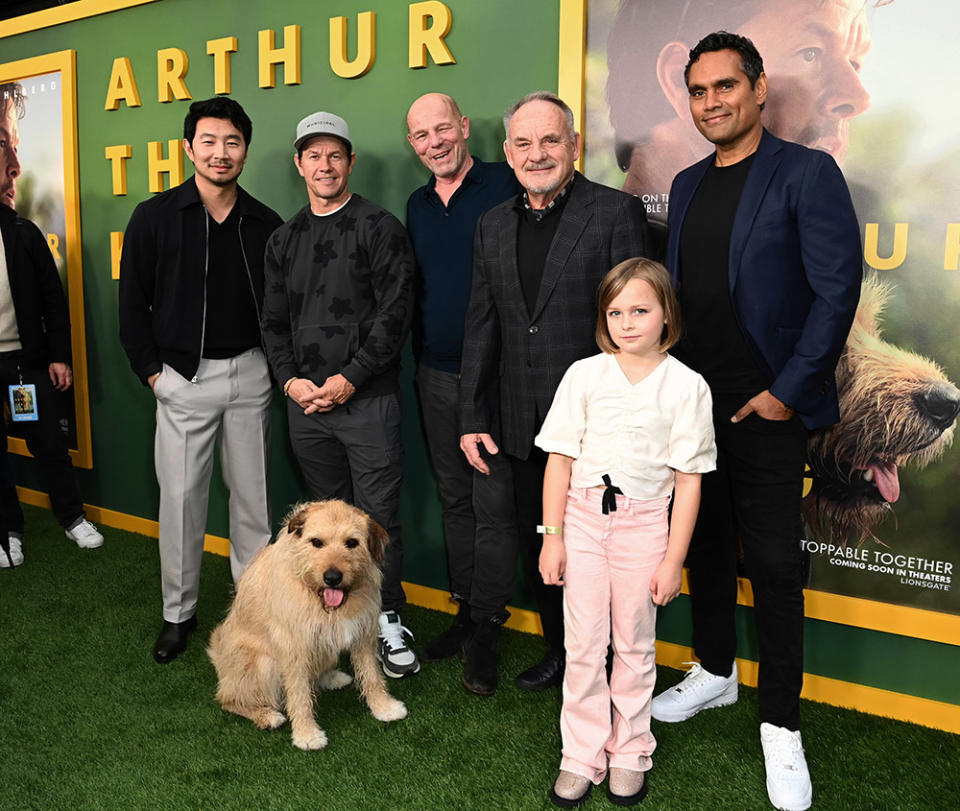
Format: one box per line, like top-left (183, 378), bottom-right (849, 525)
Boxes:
top-left (537, 525), bottom-right (563, 535)
top-left (282, 377), bottom-right (298, 396)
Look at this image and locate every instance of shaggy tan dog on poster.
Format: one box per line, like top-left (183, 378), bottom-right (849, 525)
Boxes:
top-left (805, 277), bottom-right (960, 542)
top-left (208, 499), bottom-right (407, 750)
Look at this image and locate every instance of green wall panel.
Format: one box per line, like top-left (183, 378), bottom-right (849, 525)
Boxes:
top-left (5, 0), bottom-right (958, 711)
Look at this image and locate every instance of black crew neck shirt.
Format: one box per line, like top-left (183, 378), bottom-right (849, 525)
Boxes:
top-left (202, 207), bottom-right (261, 359)
top-left (675, 154), bottom-right (769, 396)
top-left (515, 187), bottom-right (570, 315)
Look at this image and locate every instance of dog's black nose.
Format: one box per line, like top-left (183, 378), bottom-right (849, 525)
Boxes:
top-left (323, 568), bottom-right (343, 587)
top-left (915, 382), bottom-right (960, 431)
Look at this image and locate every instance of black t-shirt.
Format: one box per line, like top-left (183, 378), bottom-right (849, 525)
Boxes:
top-left (675, 155), bottom-right (768, 396)
top-left (515, 188), bottom-right (570, 315)
top-left (202, 207), bottom-right (261, 359)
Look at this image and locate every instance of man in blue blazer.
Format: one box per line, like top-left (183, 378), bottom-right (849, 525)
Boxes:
top-left (651, 32), bottom-right (861, 811)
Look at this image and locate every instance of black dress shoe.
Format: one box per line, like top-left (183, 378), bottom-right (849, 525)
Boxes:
top-left (421, 600), bottom-right (475, 662)
top-left (461, 618), bottom-right (501, 696)
top-left (515, 648), bottom-right (564, 691)
top-left (153, 615), bottom-right (198, 664)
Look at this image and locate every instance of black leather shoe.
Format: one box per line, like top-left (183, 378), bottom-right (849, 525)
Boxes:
top-left (421, 600), bottom-right (475, 662)
top-left (515, 648), bottom-right (564, 691)
top-left (461, 618), bottom-right (500, 696)
top-left (153, 615), bottom-right (198, 664)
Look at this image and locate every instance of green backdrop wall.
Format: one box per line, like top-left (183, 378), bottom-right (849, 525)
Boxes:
top-left (4, 0), bottom-right (958, 723)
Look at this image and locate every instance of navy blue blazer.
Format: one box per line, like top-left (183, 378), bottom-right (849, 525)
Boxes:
top-left (666, 130), bottom-right (862, 430)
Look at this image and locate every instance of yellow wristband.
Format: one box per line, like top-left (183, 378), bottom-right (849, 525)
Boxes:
top-left (283, 377), bottom-right (298, 396)
top-left (537, 525), bottom-right (563, 535)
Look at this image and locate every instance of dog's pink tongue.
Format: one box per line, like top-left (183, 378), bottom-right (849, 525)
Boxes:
top-left (323, 588), bottom-right (344, 608)
top-left (869, 461), bottom-right (900, 503)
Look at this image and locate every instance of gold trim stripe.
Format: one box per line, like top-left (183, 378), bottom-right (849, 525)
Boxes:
top-left (654, 640), bottom-right (960, 735)
top-left (16, 486), bottom-right (960, 731)
top-left (0, 0), bottom-right (159, 38)
top-left (19, 485), bottom-right (960, 645)
top-left (557, 0), bottom-right (585, 172)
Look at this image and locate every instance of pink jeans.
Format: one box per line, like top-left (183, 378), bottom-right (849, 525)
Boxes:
top-left (559, 486), bottom-right (670, 783)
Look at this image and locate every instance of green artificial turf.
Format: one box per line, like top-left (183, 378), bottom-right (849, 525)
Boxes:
top-left (1, 505), bottom-right (958, 809)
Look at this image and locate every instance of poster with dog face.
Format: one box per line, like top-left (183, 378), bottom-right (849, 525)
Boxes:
top-left (580, 0), bottom-right (960, 620)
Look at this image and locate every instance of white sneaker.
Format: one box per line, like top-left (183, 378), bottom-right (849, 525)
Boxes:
top-left (376, 611), bottom-right (420, 678)
top-left (1, 536), bottom-right (23, 568)
top-left (65, 518), bottom-right (104, 549)
top-left (651, 661), bottom-right (738, 722)
top-left (760, 722), bottom-right (812, 810)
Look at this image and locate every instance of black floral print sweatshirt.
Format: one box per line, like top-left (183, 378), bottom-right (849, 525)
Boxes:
top-left (262, 195), bottom-right (415, 400)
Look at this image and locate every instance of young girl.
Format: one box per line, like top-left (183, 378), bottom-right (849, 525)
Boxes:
top-left (535, 258), bottom-right (716, 808)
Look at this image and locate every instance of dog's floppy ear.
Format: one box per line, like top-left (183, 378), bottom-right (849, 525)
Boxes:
top-left (286, 503), bottom-right (310, 538)
top-left (366, 517), bottom-right (389, 563)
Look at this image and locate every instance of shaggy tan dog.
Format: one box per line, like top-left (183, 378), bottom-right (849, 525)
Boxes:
top-left (805, 277), bottom-right (960, 543)
top-left (208, 499), bottom-right (407, 750)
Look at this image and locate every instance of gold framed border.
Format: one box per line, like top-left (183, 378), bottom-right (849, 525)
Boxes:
top-left (556, 0), bottom-right (960, 649)
top-left (1, 50), bottom-right (93, 468)
top-left (558, 0), bottom-right (586, 172)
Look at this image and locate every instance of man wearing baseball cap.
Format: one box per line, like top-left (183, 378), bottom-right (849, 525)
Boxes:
top-left (261, 112), bottom-right (419, 678)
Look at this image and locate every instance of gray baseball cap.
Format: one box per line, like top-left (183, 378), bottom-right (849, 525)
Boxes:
top-left (294, 111), bottom-right (352, 154)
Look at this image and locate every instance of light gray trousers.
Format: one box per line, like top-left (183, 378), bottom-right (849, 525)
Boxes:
top-left (153, 348), bottom-right (272, 622)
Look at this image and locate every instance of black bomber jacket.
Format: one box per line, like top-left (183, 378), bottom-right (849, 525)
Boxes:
top-left (118, 175), bottom-right (282, 386)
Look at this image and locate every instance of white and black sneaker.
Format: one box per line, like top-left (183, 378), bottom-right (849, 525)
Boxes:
top-left (65, 518), bottom-right (104, 549)
top-left (377, 611), bottom-right (421, 678)
top-left (1, 535), bottom-right (23, 568)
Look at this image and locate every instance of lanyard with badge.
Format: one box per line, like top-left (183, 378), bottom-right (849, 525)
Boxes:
top-left (8, 365), bottom-right (38, 422)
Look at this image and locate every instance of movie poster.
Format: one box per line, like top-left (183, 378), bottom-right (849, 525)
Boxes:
top-left (582, 0), bottom-right (960, 619)
top-left (1, 51), bottom-right (91, 467)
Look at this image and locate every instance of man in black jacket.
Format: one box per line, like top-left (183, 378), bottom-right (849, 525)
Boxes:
top-left (0, 81), bottom-right (102, 570)
top-left (119, 98), bottom-right (282, 663)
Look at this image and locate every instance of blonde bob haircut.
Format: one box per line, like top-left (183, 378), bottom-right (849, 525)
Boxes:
top-left (595, 257), bottom-right (682, 354)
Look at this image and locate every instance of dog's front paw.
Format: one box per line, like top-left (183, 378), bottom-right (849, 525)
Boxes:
top-left (291, 726), bottom-right (328, 750)
top-left (253, 709), bottom-right (287, 730)
top-left (370, 697), bottom-right (407, 723)
top-left (317, 669), bottom-right (353, 691)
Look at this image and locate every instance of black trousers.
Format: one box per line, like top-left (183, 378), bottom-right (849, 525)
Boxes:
top-left (415, 363), bottom-right (519, 623)
top-left (687, 393), bottom-right (808, 730)
top-left (287, 393), bottom-right (406, 612)
top-left (510, 446), bottom-right (565, 653)
top-left (0, 354), bottom-right (84, 533)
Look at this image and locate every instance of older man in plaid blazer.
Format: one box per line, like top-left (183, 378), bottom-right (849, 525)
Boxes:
top-left (459, 91), bottom-right (650, 692)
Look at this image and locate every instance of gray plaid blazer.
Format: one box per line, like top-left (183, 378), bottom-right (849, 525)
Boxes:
top-left (459, 173), bottom-right (650, 459)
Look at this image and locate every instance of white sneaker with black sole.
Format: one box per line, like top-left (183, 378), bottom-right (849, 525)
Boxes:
top-left (1, 536), bottom-right (23, 568)
top-left (377, 611), bottom-right (420, 678)
top-left (651, 661), bottom-right (738, 722)
top-left (760, 722), bottom-right (812, 810)
top-left (65, 518), bottom-right (104, 549)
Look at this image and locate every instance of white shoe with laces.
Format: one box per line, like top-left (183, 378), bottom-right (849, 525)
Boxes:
top-left (1, 536), bottom-right (23, 568)
top-left (65, 518), bottom-right (104, 549)
top-left (376, 611), bottom-right (421, 678)
top-left (760, 722), bottom-right (812, 810)
top-left (651, 661), bottom-right (738, 722)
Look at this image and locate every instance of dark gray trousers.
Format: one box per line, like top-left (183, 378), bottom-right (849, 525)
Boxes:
top-left (287, 392), bottom-right (405, 611)
top-left (415, 363), bottom-right (519, 623)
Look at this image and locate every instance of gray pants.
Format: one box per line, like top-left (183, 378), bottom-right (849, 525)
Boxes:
top-left (154, 349), bottom-right (273, 623)
top-left (287, 392), bottom-right (405, 612)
